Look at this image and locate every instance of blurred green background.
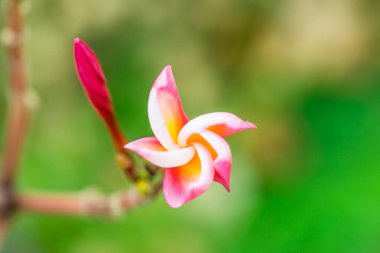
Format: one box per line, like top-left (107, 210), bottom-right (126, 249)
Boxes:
top-left (1, 0), bottom-right (380, 252)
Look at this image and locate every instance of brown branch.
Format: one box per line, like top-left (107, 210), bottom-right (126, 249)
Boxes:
top-left (16, 188), bottom-right (151, 217)
top-left (1, 0), bottom-right (29, 191)
top-left (0, 0), bottom-right (29, 245)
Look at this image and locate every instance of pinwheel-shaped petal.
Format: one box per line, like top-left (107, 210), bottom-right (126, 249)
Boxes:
top-left (125, 65), bottom-right (256, 208)
top-left (148, 66), bottom-right (188, 150)
top-left (126, 137), bottom-right (195, 168)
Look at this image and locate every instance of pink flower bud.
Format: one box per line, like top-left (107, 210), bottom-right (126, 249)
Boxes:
top-left (73, 38), bottom-right (125, 151)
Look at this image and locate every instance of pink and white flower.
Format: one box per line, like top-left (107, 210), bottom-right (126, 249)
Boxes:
top-left (125, 66), bottom-right (256, 208)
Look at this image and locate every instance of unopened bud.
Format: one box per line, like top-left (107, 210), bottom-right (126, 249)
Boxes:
top-left (73, 38), bottom-right (126, 150)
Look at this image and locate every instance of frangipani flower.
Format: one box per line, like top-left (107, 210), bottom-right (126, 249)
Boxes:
top-left (125, 66), bottom-right (256, 208)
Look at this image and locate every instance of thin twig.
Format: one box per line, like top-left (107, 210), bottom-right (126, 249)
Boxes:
top-left (115, 152), bottom-right (140, 183)
top-left (16, 188), bottom-right (150, 217)
top-left (0, 0), bottom-right (28, 245)
top-left (1, 0), bottom-right (29, 191)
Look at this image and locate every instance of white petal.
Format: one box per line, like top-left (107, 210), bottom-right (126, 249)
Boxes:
top-left (125, 137), bottom-right (195, 168)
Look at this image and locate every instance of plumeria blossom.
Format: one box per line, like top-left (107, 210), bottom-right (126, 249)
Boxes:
top-left (125, 66), bottom-right (256, 208)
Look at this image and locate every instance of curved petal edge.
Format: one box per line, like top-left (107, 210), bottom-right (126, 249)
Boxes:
top-left (200, 130), bottom-right (232, 191)
top-left (163, 143), bottom-right (215, 208)
top-left (178, 112), bottom-right (256, 146)
top-left (148, 65), bottom-right (188, 150)
top-left (125, 137), bottom-right (195, 168)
